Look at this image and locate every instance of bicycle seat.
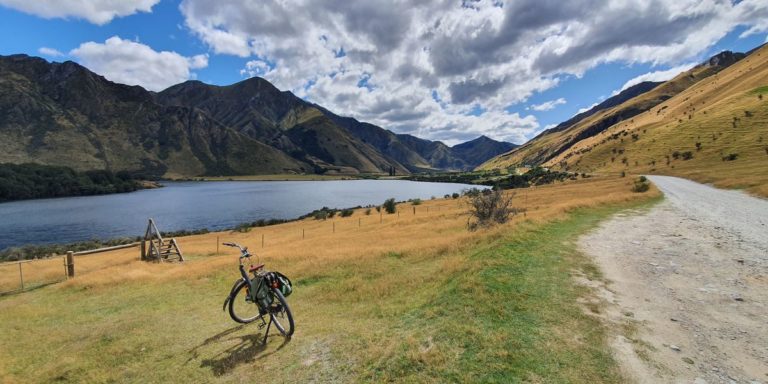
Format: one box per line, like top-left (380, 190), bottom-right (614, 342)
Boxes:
top-left (249, 264), bottom-right (265, 272)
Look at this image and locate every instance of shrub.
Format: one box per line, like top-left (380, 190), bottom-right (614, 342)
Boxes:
top-left (233, 223), bottom-right (252, 233)
top-left (695, 142), bottom-right (702, 151)
top-left (383, 198), bottom-right (397, 214)
top-left (410, 198), bottom-right (422, 205)
top-left (672, 151), bottom-right (681, 160)
top-left (681, 151), bottom-right (694, 160)
top-left (451, 193), bottom-right (460, 199)
top-left (463, 188), bottom-right (482, 198)
top-left (375, 206), bottom-right (381, 212)
top-left (340, 208), bottom-right (354, 217)
top-left (722, 153), bottom-right (739, 161)
top-left (467, 189), bottom-right (515, 231)
top-left (444, 194), bottom-right (450, 199)
top-left (620, 171), bottom-right (626, 178)
top-left (632, 177), bottom-right (650, 193)
top-left (365, 208), bottom-right (372, 215)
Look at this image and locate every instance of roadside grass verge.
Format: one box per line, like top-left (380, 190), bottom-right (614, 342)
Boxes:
top-left (0, 177), bottom-right (658, 383)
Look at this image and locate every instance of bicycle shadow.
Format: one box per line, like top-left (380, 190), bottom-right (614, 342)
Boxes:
top-left (187, 324), bottom-right (291, 376)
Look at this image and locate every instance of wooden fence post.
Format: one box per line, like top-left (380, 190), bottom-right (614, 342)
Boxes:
top-left (262, 234), bottom-right (264, 248)
top-left (216, 236), bottom-right (220, 255)
top-left (413, 206), bottom-right (416, 215)
top-left (333, 222), bottom-right (336, 233)
top-left (302, 229), bottom-right (305, 239)
top-left (18, 262), bottom-right (24, 291)
top-left (140, 240), bottom-right (146, 260)
top-left (66, 251), bottom-right (75, 278)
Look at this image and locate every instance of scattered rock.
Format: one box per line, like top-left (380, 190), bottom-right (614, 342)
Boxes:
top-left (670, 345), bottom-right (681, 351)
top-left (623, 311), bottom-right (634, 317)
top-left (732, 294), bottom-right (744, 302)
top-left (682, 357), bottom-right (695, 364)
top-left (670, 317), bottom-right (679, 322)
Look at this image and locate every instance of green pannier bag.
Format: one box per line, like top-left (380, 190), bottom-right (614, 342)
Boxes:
top-left (274, 271), bottom-right (293, 297)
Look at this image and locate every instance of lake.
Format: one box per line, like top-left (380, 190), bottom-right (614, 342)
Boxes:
top-left (0, 180), bottom-right (480, 250)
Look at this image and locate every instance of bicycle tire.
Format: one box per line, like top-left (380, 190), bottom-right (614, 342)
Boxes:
top-left (268, 288), bottom-right (294, 337)
top-left (228, 280), bottom-right (262, 324)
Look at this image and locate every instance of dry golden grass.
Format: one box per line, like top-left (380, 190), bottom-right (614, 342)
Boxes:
top-left (46, 176), bottom-right (655, 291)
top-left (482, 44), bottom-right (768, 197)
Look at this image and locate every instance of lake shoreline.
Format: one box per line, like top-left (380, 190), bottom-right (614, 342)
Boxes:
top-left (0, 180), bottom-right (480, 256)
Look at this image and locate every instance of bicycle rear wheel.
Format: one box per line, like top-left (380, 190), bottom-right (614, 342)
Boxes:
top-left (268, 288), bottom-right (294, 337)
top-left (228, 280), bottom-right (262, 323)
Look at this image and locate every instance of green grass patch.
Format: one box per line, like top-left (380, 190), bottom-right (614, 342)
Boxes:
top-left (362, 204), bottom-right (645, 383)
top-left (749, 85), bottom-right (768, 94)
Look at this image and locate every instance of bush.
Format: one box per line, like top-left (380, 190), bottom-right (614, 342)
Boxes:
top-left (467, 189), bottom-right (515, 231)
top-left (722, 153), bottom-right (739, 161)
top-left (383, 198), bottom-right (397, 214)
top-left (451, 193), bottom-right (460, 199)
top-left (365, 208), bottom-right (372, 215)
top-left (375, 206), bottom-right (381, 212)
top-left (444, 194), bottom-right (450, 199)
top-left (632, 177), bottom-right (650, 193)
top-left (411, 198), bottom-right (422, 205)
top-left (340, 208), bottom-right (354, 217)
top-left (233, 223), bottom-right (252, 233)
top-left (681, 151), bottom-right (694, 160)
top-left (463, 188), bottom-right (482, 198)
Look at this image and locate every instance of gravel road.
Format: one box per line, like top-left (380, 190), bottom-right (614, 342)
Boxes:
top-left (579, 176), bottom-right (768, 384)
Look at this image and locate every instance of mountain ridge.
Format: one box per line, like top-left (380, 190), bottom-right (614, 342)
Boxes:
top-left (0, 54), bottom-right (515, 177)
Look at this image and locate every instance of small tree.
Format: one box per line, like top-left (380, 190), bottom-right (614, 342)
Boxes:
top-left (467, 189), bottom-right (515, 231)
top-left (383, 198), bottom-right (397, 214)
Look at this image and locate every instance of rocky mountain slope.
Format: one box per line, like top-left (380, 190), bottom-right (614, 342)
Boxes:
top-left (0, 54), bottom-right (515, 177)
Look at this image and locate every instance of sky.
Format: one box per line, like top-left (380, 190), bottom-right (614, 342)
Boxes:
top-left (1, 0), bottom-right (767, 146)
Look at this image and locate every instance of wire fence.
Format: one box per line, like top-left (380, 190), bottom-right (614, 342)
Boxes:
top-left (0, 200), bottom-right (478, 295)
top-left (0, 257), bottom-right (68, 295)
top-left (0, 243), bottom-right (140, 295)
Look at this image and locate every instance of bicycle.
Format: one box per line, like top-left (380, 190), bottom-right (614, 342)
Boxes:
top-left (221, 242), bottom-right (294, 342)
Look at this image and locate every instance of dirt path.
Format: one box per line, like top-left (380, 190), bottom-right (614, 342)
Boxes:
top-left (579, 176), bottom-right (768, 384)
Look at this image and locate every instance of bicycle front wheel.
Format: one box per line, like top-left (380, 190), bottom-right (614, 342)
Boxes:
top-left (268, 288), bottom-right (294, 337)
top-left (228, 280), bottom-right (262, 324)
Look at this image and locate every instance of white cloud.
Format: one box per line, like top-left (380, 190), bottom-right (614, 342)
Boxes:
top-left (0, 0), bottom-right (159, 25)
top-left (577, 103), bottom-right (599, 114)
top-left (177, 0), bottom-right (768, 143)
top-left (70, 36), bottom-right (208, 91)
top-left (38, 47), bottom-right (64, 57)
top-left (530, 98), bottom-right (566, 111)
top-left (616, 63), bottom-right (697, 93)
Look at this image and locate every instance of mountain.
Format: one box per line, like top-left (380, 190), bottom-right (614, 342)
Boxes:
top-left (480, 45), bottom-right (768, 196)
top-left (450, 135), bottom-right (518, 168)
top-left (0, 54), bottom-right (307, 177)
top-left (157, 79), bottom-right (409, 175)
top-left (480, 49), bottom-right (749, 170)
top-left (159, 80), bottom-right (517, 173)
top-left (0, 54), bottom-right (514, 177)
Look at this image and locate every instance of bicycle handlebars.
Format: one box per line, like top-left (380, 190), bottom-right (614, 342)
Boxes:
top-left (222, 242), bottom-right (250, 257)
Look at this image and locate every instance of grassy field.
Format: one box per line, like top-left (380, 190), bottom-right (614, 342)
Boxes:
top-left (0, 177), bottom-right (658, 383)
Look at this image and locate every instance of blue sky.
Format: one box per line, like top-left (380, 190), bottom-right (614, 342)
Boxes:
top-left (1, 0), bottom-right (766, 145)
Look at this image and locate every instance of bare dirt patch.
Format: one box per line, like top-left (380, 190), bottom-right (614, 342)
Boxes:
top-left (580, 176), bottom-right (768, 384)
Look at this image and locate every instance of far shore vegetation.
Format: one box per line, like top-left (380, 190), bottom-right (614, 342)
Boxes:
top-left (0, 163), bottom-right (154, 203)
